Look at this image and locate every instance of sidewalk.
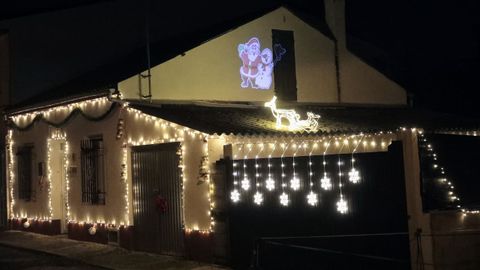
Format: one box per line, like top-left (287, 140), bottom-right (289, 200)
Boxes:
top-left (0, 230), bottom-right (228, 270)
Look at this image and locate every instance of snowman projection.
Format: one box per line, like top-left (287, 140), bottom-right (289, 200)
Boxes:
top-left (238, 37), bottom-right (285, 90)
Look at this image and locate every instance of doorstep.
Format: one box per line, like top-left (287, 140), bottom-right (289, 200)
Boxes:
top-left (0, 230), bottom-right (228, 270)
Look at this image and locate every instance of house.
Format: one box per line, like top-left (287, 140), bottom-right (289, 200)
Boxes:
top-left (4, 1), bottom-right (480, 269)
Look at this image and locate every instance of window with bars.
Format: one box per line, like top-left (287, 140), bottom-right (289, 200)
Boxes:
top-left (81, 136), bottom-right (106, 205)
top-left (17, 145), bottom-right (33, 201)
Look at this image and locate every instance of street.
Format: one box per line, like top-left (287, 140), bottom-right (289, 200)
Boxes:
top-left (0, 245), bottom-right (105, 270)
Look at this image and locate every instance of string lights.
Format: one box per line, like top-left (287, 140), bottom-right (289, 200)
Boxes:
top-left (320, 139), bottom-right (332, 190)
top-left (241, 144), bottom-right (252, 191)
top-left (348, 135), bottom-right (363, 184)
top-left (265, 143), bottom-right (276, 191)
top-left (280, 142), bottom-right (290, 206)
top-left (290, 143), bottom-right (300, 191)
top-left (10, 97), bottom-right (112, 129)
top-left (228, 133), bottom-right (395, 210)
top-left (336, 139), bottom-right (348, 214)
top-left (6, 129), bottom-right (15, 219)
top-left (306, 141), bottom-right (318, 206)
top-left (253, 144), bottom-right (264, 205)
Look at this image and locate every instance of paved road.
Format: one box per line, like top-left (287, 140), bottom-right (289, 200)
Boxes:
top-left (0, 245), bottom-right (106, 270)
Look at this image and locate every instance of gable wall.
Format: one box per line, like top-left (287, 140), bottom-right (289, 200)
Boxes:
top-left (119, 8), bottom-right (338, 104)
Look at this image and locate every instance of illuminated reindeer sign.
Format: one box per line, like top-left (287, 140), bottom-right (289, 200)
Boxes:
top-left (264, 96), bottom-right (320, 132)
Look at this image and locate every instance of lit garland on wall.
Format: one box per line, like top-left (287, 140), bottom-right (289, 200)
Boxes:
top-left (202, 137), bottom-right (215, 232)
top-left (10, 97), bottom-right (114, 131)
top-left (121, 145), bottom-right (130, 226)
top-left (6, 129), bottom-right (15, 219)
top-left (265, 143), bottom-right (276, 191)
top-left (47, 129), bottom-right (68, 220)
top-left (63, 141), bottom-right (71, 223)
top-left (320, 139), bottom-right (332, 190)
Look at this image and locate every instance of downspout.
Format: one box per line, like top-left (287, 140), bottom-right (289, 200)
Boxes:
top-left (334, 40), bottom-right (342, 103)
top-left (139, 0), bottom-right (152, 101)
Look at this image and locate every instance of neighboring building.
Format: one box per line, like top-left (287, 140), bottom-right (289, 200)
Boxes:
top-left (3, 1), bottom-right (480, 269)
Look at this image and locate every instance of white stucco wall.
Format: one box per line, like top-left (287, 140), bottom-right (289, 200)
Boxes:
top-left (119, 6), bottom-right (406, 106)
top-left (118, 7), bottom-right (338, 104)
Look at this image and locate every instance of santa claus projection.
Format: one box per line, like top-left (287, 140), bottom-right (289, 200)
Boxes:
top-left (238, 37), bottom-right (274, 90)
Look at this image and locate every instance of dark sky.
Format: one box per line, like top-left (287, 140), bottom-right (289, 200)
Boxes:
top-left (1, 0), bottom-right (479, 116)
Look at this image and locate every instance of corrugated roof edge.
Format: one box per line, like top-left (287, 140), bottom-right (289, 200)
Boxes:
top-left (4, 89), bottom-right (113, 116)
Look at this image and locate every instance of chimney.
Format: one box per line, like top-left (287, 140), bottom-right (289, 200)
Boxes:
top-left (324, 0), bottom-right (346, 51)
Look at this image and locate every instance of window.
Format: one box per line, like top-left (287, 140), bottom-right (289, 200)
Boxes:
top-left (272, 29), bottom-right (297, 101)
top-left (81, 135), bottom-right (105, 204)
top-left (17, 145), bottom-right (33, 201)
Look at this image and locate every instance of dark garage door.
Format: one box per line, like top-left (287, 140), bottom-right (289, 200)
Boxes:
top-left (228, 141), bottom-right (411, 270)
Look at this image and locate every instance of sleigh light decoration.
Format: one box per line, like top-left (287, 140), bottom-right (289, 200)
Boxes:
top-left (264, 96), bottom-right (320, 132)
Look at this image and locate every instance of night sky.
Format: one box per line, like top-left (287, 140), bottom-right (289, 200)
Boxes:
top-left (1, 0), bottom-right (479, 116)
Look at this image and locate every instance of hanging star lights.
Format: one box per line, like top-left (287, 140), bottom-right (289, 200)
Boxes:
top-left (231, 189), bottom-right (240, 203)
top-left (348, 168), bottom-right (360, 184)
top-left (254, 191), bottom-right (264, 205)
top-left (226, 134), bottom-right (393, 212)
top-left (336, 195), bottom-right (348, 214)
top-left (307, 191), bottom-right (318, 206)
top-left (280, 192), bottom-right (289, 206)
top-left (320, 139), bottom-right (332, 190)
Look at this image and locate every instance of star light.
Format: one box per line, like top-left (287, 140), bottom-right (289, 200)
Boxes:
top-left (230, 189), bottom-right (240, 203)
top-left (348, 168), bottom-right (361, 183)
top-left (279, 192), bottom-right (289, 206)
top-left (336, 196), bottom-right (348, 214)
top-left (306, 191), bottom-right (318, 206)
top-left (241, 177), bottom-right (250, 191)
top-left (290, 177), bottom-right (300, 190)
top-left (266, 177), bottom-right (275, 191)
top-left (254, 191), bottom-right (264, 205)
top-left (320, 175), bottom-right (332, 190)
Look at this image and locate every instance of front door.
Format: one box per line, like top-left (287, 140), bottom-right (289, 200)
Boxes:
top-left (131, 143), bottom-right (184, 255)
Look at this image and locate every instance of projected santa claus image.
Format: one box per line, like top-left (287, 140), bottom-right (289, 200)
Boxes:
top-left (238, 37), bottom-right (284, 90)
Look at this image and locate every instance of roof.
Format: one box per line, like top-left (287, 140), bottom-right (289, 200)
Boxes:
top-left (7, 3), bottom-right (334, 113)
top-left (130, 102), bottom-right (480, 136)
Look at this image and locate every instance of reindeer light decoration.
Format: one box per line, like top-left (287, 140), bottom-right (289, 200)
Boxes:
top-left (264, 96), bottom-right (320, 132)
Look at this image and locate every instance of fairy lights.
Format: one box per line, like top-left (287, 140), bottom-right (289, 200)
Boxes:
top-left (280, 192), bottom-right (289, 206)
top-left (231, 147), bottom-right (241, 203)
top-left (241, 144), bottom-right (252, 191)
top-left (253, 144), bottom-right (264, 205)
top-left (336, 195), bottom-right (348, 214)
top-left (418, 133), bottom-right (469, 213)
top-left (227, 133), bottom-right (396, 210)
top-left (6, 129), bottom-right (15, 219)
top-left (336, 139), bottom-right (348, 214)
top-left (265, 143), bottom-right (276, 191)
top-left (307, 142), bottom-right (318, 206)
top-left (320, 139), bottom-right (332, 190)
top-left (348, 135), bottom-right (363, 184)
top-left (280, 142), bottom-right (290, 206)
top-left (121, 145), bottom-right (130, 225)
top-left (11, 97), bottom-right (111, 128)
